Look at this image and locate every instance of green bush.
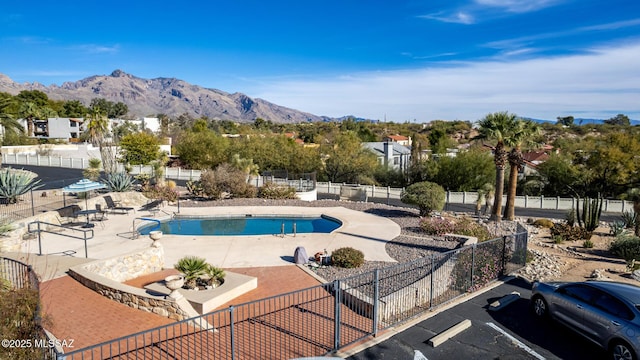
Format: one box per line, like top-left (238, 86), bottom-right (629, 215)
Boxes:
top-left (400, 181), bottom-right (445, 216)
top-left (583, 239), bottom-right (594, 248)
top-left (532, 218), bottom-right (554, 228)
top-left (553, 235), bottom-right (564, 244)
top-left (331, 247), bottom-right (365, 269)
top-left (199, 164), bottom-right (257, 200)
top-left (621, 211), bottom-right (637, 229)
top-left (259, 182), bottom-right (297, 199)
top-left (0, 286), bottom-right (47, 360)
top-left (609, 235), bottom-right (640, 264)
top-left (609, 221), bottom-right (626, 237)
top-left (419, 217), bottom-right (456, 236)
top-left (453, 218), bottom-right (492, 242)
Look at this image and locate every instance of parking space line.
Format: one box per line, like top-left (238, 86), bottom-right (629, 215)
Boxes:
top-left (486, 322), bottom-right (545, 360)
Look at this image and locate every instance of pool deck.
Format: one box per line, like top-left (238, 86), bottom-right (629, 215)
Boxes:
top-left (16, 205), bottom-right (400, 279)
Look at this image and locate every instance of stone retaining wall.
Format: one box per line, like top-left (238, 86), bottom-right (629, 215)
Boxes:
top-left (81, 245), bottom-right (163, 282)
top-left (68, 245), bottom-right (193, 321)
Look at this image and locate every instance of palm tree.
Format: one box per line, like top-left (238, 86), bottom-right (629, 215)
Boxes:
top-left (503, 120), bottom-right (541, 220)
top-left (0, 98), bottom-right (23, 167)
top-left (18, 101), bottom-right (41, 137)
top-left (85, 108), bottom-right (117, 174)
top-left (475, 111), bottom-right (519, 221)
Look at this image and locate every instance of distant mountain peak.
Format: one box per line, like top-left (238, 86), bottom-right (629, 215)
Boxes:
top-left (0, 70), bottom-right (332, 123)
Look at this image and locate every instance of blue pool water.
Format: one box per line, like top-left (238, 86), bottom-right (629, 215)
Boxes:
top-left (138, 215), bottom-right (342, 236)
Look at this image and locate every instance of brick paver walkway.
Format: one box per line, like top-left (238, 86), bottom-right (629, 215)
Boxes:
top-left (40, 265), bottom-right (323, 351)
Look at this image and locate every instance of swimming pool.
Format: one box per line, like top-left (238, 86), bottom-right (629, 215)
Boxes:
top-left (137, 215), bottom-right (342, 236)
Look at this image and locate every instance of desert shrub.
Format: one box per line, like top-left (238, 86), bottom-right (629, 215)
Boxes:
top-left (453, 218), bottom-right (492, 242)
top-left (419, 217), bottom-right (456, 236)
top-left (259, 182), bottom-right (297, 199)
top-left (400, 181), bottom-right (445, 216)
top-left (0, 286), bottom-right (47, 360)
top-left (331, 247), bottom-right (365, 269)
top-left (553, 235), bottom-right (564, 244)
top-left (0, 217), bottom-right (13, 235)
top-left (420, 217), bottom-right (491, 241)
top-left (143, 184), bottom-right (179, 202)
top-left (609, 235), bottom-right (640, 264)
top-left (452, 240), bottom-right (505, 293)
top-left (621, 211), bottom-right (637, 229)
top-left (532, 218), bottom-right (554, 228)
top-left (199, 164), bottom-right (257, 200)
top-left (186, 179), bottom-right (204, 197)
top-left (583, 239), bottom-right (594, 248)
top-left (565, 210), bottom-right (576, 227)
top-left (551, 223), bottom-right (591, 241)
top-left (609, 221), bottom-right (626, 237)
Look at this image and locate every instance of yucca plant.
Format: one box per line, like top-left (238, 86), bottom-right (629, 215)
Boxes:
top-left (103, 172), bottom-right (134, 192)
top-left (174, 256), bottom-right (208, 289)
top-left (0, 168), bottom-right (42, 204)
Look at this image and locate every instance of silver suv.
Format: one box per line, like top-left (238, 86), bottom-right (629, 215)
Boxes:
top-left (531, 280), bottom-right (640, 360)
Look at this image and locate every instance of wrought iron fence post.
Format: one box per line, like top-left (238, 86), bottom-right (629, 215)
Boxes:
top-left (373, 269), bottom-right (379, 337)
top-left (470, 245), bottom-right (476, 291)
top-left (34, 222), bottom-right (43, 256)
top-left (229, 305), bottom-right (236, 360)
top-left (501, 235), bottom-right (508, 275)
top-left (333, 280), bottom-right (342, 351)
top-left (430, 253), bottom-right (435, 309)
top-left (30, 188), bottom-right (35, 216)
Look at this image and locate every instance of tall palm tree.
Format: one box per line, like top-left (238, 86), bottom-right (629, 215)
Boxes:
top-left (503, 120), bottom-right (541, 220)
top-left (18, 101), bottom-right (41, 137)
top-left (85, 108), bottom-right (117, 174)
top-left (475, 111), bottom-right (519, 221)
top-left (0, 98), bottom-right (24, 167)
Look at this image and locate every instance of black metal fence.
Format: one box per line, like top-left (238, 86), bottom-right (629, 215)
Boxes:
top-left (57, 224), bottom-right (528, 360)
top-left (0, 257), bottom-right (57, 359)
top-left (0, 177), bottom-right (84, 222)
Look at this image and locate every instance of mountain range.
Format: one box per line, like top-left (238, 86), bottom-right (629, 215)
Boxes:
top-left (0, 70), bottom-right (332, 123)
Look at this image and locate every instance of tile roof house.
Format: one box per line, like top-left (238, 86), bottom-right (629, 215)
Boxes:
top-left (362, 142), bottom-right (412, 172)
top-left (382, 135), bottom-right (412, 147)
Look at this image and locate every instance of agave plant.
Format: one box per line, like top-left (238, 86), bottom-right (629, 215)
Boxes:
top-left (174, 256), bottom-right (208, 289)
top-left (0, 168), bottom-right (43, 204)
top-left (102, 172), bottom-right (134, 192)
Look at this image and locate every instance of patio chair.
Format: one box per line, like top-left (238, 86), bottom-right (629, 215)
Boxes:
top-left (139, 199), bottom-right (163, 216)
top-left (103, 195), bottom-right (135, 214)
top-left (56, 204), bottom-right (82, 225)
top-left (93, 204), bottom-right (108, 221)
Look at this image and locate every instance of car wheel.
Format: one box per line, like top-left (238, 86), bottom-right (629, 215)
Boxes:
top-left (610, 340), bottom-right (636, 360)
top-left (531, 295), bottom-right (548, 318)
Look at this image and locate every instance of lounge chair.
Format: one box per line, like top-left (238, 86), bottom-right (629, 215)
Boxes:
top-left (56, 204), bottom-right (82, 225)
top-left (139, 199), bottom-right (163, 216)
top-left (103, 195), bottom-right (135, 214)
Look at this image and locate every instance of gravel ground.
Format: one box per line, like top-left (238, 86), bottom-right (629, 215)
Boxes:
top-left (179, 197), bottom-right (517, 282)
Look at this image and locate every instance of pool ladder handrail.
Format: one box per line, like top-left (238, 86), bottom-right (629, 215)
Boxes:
top-left (132, 217), bottom-right (161, 239)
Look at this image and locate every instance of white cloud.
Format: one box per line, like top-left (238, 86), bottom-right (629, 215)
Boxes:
top-left (418, 12), bottom-right (475, 25)
top-left (249, 42), bottom-right (640, 122)
top-left (73, 44), bottom-right (120, 54)
top-left (474, 0), bottom-right (561, 13)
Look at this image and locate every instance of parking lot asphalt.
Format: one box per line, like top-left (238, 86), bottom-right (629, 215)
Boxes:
top-left (347, 277), bottom-right (607, 360)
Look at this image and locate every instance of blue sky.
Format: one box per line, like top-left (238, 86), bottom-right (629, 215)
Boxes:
top-left (1, 0), bottom-right (639, 122)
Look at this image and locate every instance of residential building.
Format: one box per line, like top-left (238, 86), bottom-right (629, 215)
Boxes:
top-left (382, 134), bottom-right (412, 147)
top-left (363, 142), bottom-right (412, 172)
